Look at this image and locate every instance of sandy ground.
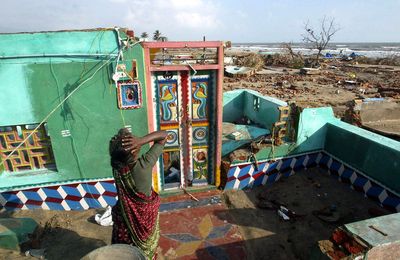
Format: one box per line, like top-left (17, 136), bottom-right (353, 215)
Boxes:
top-left (1, 167), bottom-right (391, 260)
top-left (222, 167), bottom-right (391, 260)
top-left (0, 209), bottom-right (112, 260)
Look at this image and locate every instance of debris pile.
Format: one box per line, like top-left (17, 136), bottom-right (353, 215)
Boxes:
top-left (223, 55), bottom-right (400, 120)
top-left (236, 53), bottom-right (265, 70)
top-left (318, 229), bottom-right (368, 260)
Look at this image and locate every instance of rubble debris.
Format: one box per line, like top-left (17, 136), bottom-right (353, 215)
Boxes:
top-left (236, 53), bottom-right (265, 70)
top-left (25, 248), bottom-right (46, 259)
top-left (278, 207), bottom-right (290, 221)
top-left (345, 98), bottom-right (400, 139)
top-left (313, 206), bottom-right (341, 223)
top-left (300, 67), bottom-right (320, 75)
top-left (316, 212), bottom-right (400, 260)
top-left (222, 122), bottom-right (270, 157)
top-left (223, 53), bottom-right (400, 122)
top-left (225, 65), bottom-right (256, 78)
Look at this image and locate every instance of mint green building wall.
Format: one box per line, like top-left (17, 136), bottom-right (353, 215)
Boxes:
top-left (0, 30), bottom-right (149, 191)
top-left (222, 90), bottom-right (245, 123)
top-left (222, 89), bottom-right (287, 130)
top-left (223, 90), bottom-right (334, 164)
top-left (325, 121), bottom-right (400, 192)
top-left (291, 107), bottom-right (337, 153)
top-left (0, 30), bottom-right (118, 58)
top-left (243, 90), bottom-right (287, 130)
top-left (231, 107), bottom-right (337, 164)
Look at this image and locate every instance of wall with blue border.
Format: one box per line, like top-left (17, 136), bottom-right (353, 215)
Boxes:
top-left (2, 150), bottom-right (398, 212)
top-left (325, 121), bottom-right (400, 192)
top-left (224, 151), bottom-right (400, 212)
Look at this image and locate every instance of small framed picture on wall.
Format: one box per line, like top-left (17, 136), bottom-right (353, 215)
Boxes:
top-left (117, 81), bottom-right (142, 109)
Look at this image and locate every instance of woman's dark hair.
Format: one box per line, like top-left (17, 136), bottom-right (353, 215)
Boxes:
top-left (109, 128), bottom-right (134, 169)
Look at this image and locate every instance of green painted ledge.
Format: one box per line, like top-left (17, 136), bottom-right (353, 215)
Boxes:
top-left (0, 218), bottom-right (37, 250)
top-left (325, 121), bottom-right (400, 192)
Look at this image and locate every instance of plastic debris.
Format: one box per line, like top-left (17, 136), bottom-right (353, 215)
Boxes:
top-left (278, 208), bottom-right (290, 221)
top-left (228, 131), bottom-right (242, 140)
top-left (25, 249), bottom-right (46, 259)
top-left (95, 206), bottom-right (114, 226)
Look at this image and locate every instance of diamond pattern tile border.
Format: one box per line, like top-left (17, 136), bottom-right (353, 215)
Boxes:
top-left (0, 179), bottom-right (117, 211)
top-left (225, 151), bottom-right (400, 212)
top-left (1, 152), bottom-right (399, 212)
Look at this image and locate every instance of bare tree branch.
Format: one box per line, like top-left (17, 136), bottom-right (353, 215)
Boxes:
top-left (302, 16), bottom-right (340, 66)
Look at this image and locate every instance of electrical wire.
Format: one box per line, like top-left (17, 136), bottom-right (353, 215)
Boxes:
top-left (1, 30), bottom-right (142, 166)
top-left (1, 30), bottom-right (143, 209)
top-left (50, 59), bottom-right (85, 179)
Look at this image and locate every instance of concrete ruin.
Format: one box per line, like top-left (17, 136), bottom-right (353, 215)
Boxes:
top-left (221, 89), bottom-right (400, 212)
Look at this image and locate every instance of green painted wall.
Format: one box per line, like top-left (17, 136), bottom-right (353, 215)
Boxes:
top-left (291, 107), bottom-right (337, 153)
top-left (0, 30), bottom-right (118, 59)
top-left (325, 121), bottom-right (400, 192)
top-left (229, 107), bottom-right (337, 164)
top-left (0, 64), bottom-right (37, 125)
top-left (0, 30), bottom-right (149, 191)
top-left (243, 90), bottom-right (287, 130)
top-left (222, 90), bottom-right (245, 123)
top-left (223, 89), bottom-right (287, 130)
top-left (223, 93), bottom-right (400, 193)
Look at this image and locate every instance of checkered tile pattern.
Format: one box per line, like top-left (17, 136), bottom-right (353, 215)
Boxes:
top-left (225, 153), bottom-right (319, 190)
top-left (1, 152), bottom-right (399, 212)
top-left (0, 179), bottom-right (117, 211)
top-left (321, 152), bottom-right (400, 212)
top-left (225, 152), bottom-right (400, 212)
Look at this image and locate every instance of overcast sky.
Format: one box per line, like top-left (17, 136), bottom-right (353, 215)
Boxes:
top-left (1, 0), bottom-right (399, 42)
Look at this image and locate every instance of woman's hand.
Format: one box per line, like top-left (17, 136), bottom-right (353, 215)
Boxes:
top-left (122, 135), bottom-right (142, 155)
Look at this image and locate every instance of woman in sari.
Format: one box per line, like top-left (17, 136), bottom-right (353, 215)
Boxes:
top-left (109, 128), bottom-right (167, 259)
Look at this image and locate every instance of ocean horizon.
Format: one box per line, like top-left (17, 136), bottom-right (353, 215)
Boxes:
top-left (231, 42), bottom-right (400, 58)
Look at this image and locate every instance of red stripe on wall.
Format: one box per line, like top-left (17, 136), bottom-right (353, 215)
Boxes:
top-left (238, 174), bottom-right (251, 181)
top-left (84, 193), bottom-right (101, 199)
top-left (45, 197), bottom-right (64, 203)
top-left (103, 191), bottom-right (118, 197)
top-left (25, 200), bottom-right (43, 206)
top-left (65, 195), bottom-right (82, 201)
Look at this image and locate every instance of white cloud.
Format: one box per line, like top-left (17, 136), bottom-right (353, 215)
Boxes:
top-left (108, 0), bottom-right (129, 3)
top-left (170, 0), bottom-right (203, 9)
top-left (174, 12), bottom-right (220, 29)
top-left (236, 10), bottom-right (248, 18)
top-left (122, 0), bottom-right (221, 37)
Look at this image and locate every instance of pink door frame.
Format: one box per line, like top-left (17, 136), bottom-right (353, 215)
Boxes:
top-left (142, 41), bottom-right (224, 190)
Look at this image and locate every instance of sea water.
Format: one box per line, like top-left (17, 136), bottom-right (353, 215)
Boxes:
top-left (231, 42), bottom-right (400, 58)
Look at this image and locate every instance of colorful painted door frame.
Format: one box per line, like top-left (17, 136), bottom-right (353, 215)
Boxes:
top-left (142, 41), bottom-right (224, 192)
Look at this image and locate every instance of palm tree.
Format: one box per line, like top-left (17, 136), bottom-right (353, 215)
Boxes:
top-left (140, 32), bottom-right (148, 39)
top-left (153, 30), bottom-right (161, 41)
